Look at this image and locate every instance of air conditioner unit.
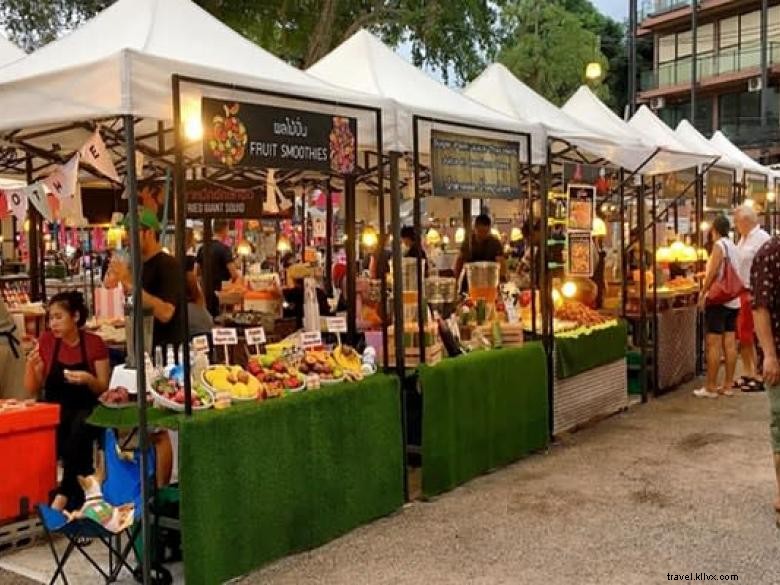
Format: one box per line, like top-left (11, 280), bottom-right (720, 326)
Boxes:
top-left (748, 77), bottom-right (762, 92)
top-left (650, 97), bottom-right (665, 110)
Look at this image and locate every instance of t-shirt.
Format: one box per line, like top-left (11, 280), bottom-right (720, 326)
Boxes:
top-left (196, 241), bottom-right (232, 291)
top-left (38, 330), bottom-right (109, 377)
top-left (143, 251), bottom-right (184, 350)
top-left (460, 235), bottom-right (504, 263)
top-left (736, 226), bottom-right (771, 288)
top-left (187, 302), bottom-right (214, 338)
top-left (751, 236), bottom-right (780, 370)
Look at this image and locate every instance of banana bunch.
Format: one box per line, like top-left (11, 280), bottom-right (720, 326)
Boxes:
top-left (332, 345), bottom-right (361, 373)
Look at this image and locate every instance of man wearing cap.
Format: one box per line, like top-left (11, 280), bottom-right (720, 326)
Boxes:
top-left (110, 209), bottom-right (184, 351)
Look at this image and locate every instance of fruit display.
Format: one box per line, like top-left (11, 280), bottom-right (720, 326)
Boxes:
top-left (555, 300), bottom-right (609, 327)
top-left (329, 116), bottom-right (356, 174)
top-left (299, 350), bottom-right (344, 384)
top-left (331, 345), bottom-right (365, 382)
top-left (247, 357), bottom-right (305, 398)
top-left (664, 277), bottom-right (697, 291)
top-left (150, 377), bottom-right (213, 411)
top-left (99, 386), bottom-right (133, 409)
top-left (203, 365), bottom-right (261, 401)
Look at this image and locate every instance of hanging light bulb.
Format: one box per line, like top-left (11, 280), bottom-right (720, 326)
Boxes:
top-left (277, 235), bottom-right (292, 252)
top-left (361, 225), bottom-right (378, 249)
top-left (744, 198), bottom-right (755, 209)
top-left (490, 227), bottom-right (501, 238)
top-left (767, 190), bottom-right (777, 203)
top-left (592, 217), bottom-right (607, 237)
top-left (561, 281), bottom-right (578, 298)
top-left (425, 227), bottom-right (441, 246)
top-left (585, 61), bottom-right (603, 81)
top-left (455, 227), bottom-right (465, 244)
top-left (699, 220), bottom-right (711, 232)
top-left (510, 227), bottom-right (523, 242)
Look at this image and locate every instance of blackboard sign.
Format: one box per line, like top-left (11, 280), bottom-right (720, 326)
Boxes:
top-left (430, 130), bottom-right (520, 199)
top-left (186, 181), bottom-right (263, 219)
top-left (744, 171), bottom-right (768, 210)
top-left (705, 168), bottom-right (733, 210)
top-left (659, 168), bottom-right (697, 199)
top-left (202, 98), bottom-right (357, 174)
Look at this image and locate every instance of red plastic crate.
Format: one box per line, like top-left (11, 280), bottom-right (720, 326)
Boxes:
top-left (0, 402), bottom-right (59, 524)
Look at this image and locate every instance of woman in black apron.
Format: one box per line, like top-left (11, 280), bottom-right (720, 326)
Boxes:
top-left (24, 292), bottom-right (110, 512)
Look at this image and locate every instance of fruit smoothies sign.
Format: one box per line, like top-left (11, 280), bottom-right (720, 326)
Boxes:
top-left (202, 98), bottom-right (357, 174)
top-left (430, 130), bottom-right (520, 199)
top-left (705, 168), bottom-right (733, 210)
top-left (186, 181), bottom-right (263, 219)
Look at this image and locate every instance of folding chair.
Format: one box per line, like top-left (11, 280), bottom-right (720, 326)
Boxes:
top-left (38, 429), bottom-right (171, 585)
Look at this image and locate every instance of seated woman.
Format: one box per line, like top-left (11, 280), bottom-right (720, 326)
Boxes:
top-left (24, 291), bottom-right (109, 512)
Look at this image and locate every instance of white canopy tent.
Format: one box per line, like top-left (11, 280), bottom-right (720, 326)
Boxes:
top-left (307, 30), bottom-right (546, 162)
top-left (0, 34), bottom-right (24, 67)
top-left (0, 0), bottom-right (391, 169)
top-left (709, 131), bottom-right (771, 178)
top-left (464, 63), bottom-right (650, 170)
top-left (563, 86), bottom-right (711, 175)
top-left (675, 120), bottom-right (741, 176)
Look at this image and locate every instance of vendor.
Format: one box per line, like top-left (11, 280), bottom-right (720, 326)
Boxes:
top-left (455, 214), bottom-right (507, 283)
top-left (401, 226), bottom-right (429, 276)
top-left (283, 265), bottom-right (333, 329)
top-left (196, 219), bottom-right (242, 317)
top-left (0, 295), bottom-right (22, 398)
top-left (24, 291), bottom-right (109, 512)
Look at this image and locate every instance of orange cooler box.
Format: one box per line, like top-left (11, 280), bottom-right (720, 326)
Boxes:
top-left (0, 402), bottom-right (59, 524)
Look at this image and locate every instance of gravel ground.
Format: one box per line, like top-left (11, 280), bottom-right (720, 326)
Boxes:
top-left (0, 570), bottom-right (35, 585)
top-left (241, 385), bottom-right (780, 585)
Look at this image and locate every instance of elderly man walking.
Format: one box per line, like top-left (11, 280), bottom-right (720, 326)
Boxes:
top-left (750, 234), bottom-right (780, 525)
top-left (735, 205), bottom-right (770, 392)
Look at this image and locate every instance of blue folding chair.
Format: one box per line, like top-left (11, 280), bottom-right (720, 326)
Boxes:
top-left (38, 429), bottom-right (160, 585)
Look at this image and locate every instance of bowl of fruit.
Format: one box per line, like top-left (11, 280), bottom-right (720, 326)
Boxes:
top-left (202, 365), bottom-right (261, 402)
top-left (299, 350), bottom-right (344, 385)
top-left (247, 357), bottom-right (305, 398)
top-left (99, 386), bottom-right (134, 409)
top-left (150, 377), bottom-right (213, 412)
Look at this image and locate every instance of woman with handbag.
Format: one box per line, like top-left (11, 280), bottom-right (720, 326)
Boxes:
top-left (696, 215), bottom-right (743, 398)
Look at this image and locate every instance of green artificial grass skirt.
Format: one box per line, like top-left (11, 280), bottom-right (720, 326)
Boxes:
top-left (555, 321), bottom-right (628, 380)
top-left (177, 373), bottom-right (404, 585)
top-left (419, 343), bottom-right (549, 498)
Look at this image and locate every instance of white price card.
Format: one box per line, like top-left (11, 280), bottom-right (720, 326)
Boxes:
top-left (191, 335), bottom-right (209, 352)
top-left (212, 328), bottom-right (239, 346)
top-left (325, 316), bottom-right (347, 333)
top-left (245, 327), bottom-right (266, 346)
top-left (300, 330), bottom-right (323, 349)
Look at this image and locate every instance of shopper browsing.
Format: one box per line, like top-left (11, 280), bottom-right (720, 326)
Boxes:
top-left (749, 234), bottom-right (780, 525)
top-left (24, 292), bottom-right (109, 512)
top-left (695, 215), bottom-right (741, 398)
top-left (734, 205), bottom-right (770, 392)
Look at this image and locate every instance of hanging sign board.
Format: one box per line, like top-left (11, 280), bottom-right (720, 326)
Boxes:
top-left (430, 130), bottom-right (520, 199)
top-left (705, 168), bottom-right (733, 210)
top-left (566, 184), bottom-right (595, 231)
top-left (562, 163), bottom-right (618, 196)
top-left (186, 181), bottom-right (263, 219)
top-left (202, 98), bottom-right (357, 174)
top-left (744, 172), bottom-right (768, 211)
top-left (659, 169), bottom-right (697, 199)
top-left (567, 232), bottom-right (593, 277)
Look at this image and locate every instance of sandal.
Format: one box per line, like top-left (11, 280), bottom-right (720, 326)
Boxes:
top-left (741, 378), bottom-right (765, 393)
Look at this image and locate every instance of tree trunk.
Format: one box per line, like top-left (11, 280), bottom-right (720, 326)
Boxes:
top-left (303, 0), bottom-right (338, 67)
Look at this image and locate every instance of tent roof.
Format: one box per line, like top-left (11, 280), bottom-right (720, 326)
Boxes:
top-left (674, 120), bottom-right (740, 175)
top-left (307, 30), bottom-right (545, 160)
top-left (464, 63), bottom-right (650, 169)
top-left (628, 106), bottom-right (718, 168)
top-left (562, 86), bottom-right (708, 174)
top-left (0, 34), bottom-right (24, 67)
top-left (709, 131), bottom-right (770, 178)
top-left (0, 0), bottom-right (387, 133)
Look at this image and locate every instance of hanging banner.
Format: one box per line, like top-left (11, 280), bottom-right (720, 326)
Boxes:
top-left (705, 168), bottom-right (733, 210)
top-left (744, 172), bottom-right (768, 211)
top-left (567, 232), bottom-right (593, 277)
top-left (79, 129), bottom-right (120, 182)
top-left (186, 181), bottom-right (263, 219)
top-left (566, 184), bottom-right (595, 231)
top-left (4, 186), bottom-right (29, 221)
top-left (43, 153), bottom-right (80, 200)
top-left (202, 99), bottom-right (357, 174)
top-left (430, 130), bottom-right (520, 199)
top-left (659, 168), bottom-right (697, 199)
top-left (563, 162), bottom-right (618, 196)
top-left (26, 182), bottom-right (52, 221)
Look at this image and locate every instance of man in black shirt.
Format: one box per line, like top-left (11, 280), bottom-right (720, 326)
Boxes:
top-left (196, 219), bottom-right (242, 317)
top-left (455, 214), bottom-right (507, 282)
top-left (112, 209), bottom-right (183, 350)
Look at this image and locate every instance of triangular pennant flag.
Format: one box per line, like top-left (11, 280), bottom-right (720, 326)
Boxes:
top-left (79, 129), bottom-right (120, 182)
top-left (43, 153), bottom-right (80, 200)
top-left (27, 182), bottom-right (52, 222)
top-left (4, 186), bottom-right (29, 221)
top-left (59, 183), bottom-right (87, 226)
top-left (0, 190), bottom-right (9, 219)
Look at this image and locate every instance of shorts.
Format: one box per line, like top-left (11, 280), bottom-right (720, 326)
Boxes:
top-left (705, 304), bottom-right (738, 335)
top-left (736, 290), bottom-right (755, 345)
top-left (769, 383), bottom-right (780, 453)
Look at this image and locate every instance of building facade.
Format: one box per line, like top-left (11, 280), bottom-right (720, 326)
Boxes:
top-left (638, 0), bottom-right (780, 162)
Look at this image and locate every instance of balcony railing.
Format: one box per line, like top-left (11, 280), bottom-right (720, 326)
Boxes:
top-left (720, 118), bottom-right (780, 148)
top-left (641, 42), bottom-right (780, 91)
top-left (639, 0), bottom-right (692, 22)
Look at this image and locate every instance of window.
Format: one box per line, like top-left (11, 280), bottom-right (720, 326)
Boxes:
top-left (720, 15), bottom-right (739, 49)
top-left (770, 5), bottom-right (780, 41)
top-left (697, 23), bottom-right (714, 54)
top-left (741, 10), bottom-right (760, 46)
top-left (658, 34), bottom-right (676, 63)
top-left (658, 100), bottom-right (712, 136)
top-left (719, 90), bottom-right (762, 138)
top-left (677, 30), bottom-right (692, 58)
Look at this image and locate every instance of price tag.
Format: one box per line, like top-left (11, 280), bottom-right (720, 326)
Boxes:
top-left (300, 330), bottom-right (323, 349)
top-left (212, 328), bottom-right (239, 346)
top-left (325, 316), bottom-right (347, 333)
top-left (245, 327), bottom-right (266, 346)
top-left (191, 335), bottom-right (209, 352)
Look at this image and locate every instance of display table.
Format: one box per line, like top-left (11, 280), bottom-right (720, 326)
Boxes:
top-left (418, 343), bottom-right (549, 498)
top-left (555, 321), bottom-right (627, 379)
top-left (91, 374), bottom-right (404, 585)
